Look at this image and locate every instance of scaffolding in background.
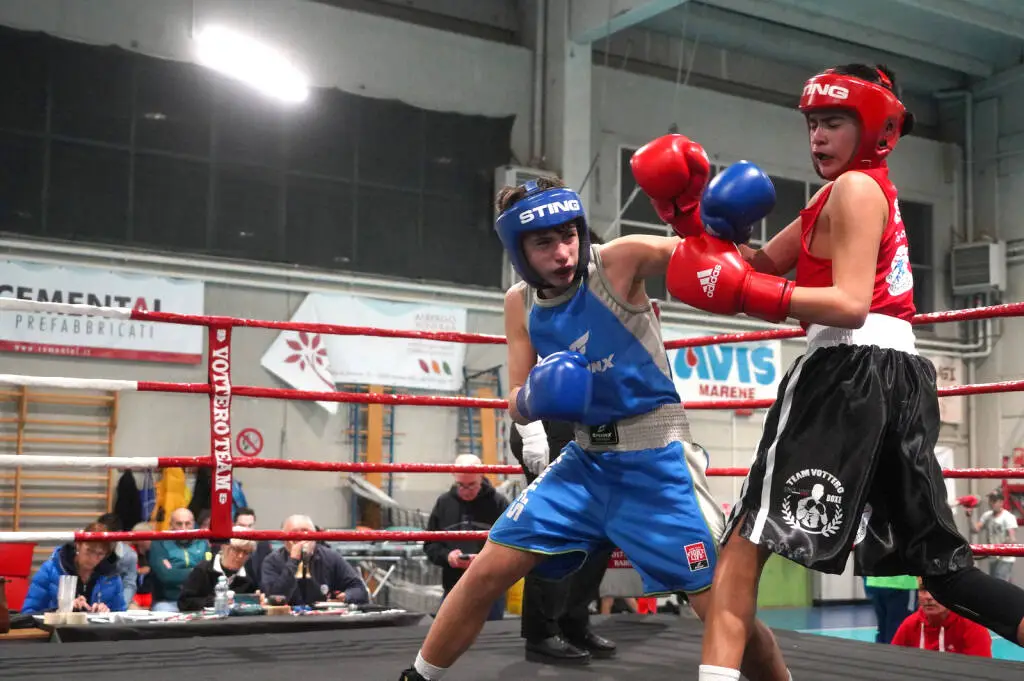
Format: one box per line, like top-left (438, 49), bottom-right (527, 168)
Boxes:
top-left (0, 386), bottom-right (117, 569)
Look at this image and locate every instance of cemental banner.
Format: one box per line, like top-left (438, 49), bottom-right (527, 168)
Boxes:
top-left (261, 293), bottom-right (469, 414)
top-left (662, 325), bottom-right (783, 403)
top-left (0, 259), bottom-right (205, 364)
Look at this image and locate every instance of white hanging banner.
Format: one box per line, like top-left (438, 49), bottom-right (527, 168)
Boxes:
top-left (0, 259), bottom-right (205, 364)
top-left (261, 293), bottom-right (469, 414)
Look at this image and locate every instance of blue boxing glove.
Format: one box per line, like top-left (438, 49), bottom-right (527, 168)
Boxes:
top-left (515, 352), bottom-right (593, 423)
top-left (700, 161), bottom-right (776, 244)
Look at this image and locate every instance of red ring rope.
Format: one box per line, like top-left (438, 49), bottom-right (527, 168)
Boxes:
top-left (120, 300), bottom-right (1024, 347)
top-left (663, 301), bottom-right (1024, 349)
top-left (3, 297), bottom-right (1023, 541)
top-left (54, 529), bottom-right (1024, 559)
top-left (130, 378), bottom-right (1024, 411)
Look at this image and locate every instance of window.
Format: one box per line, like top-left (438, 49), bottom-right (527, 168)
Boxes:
top-left (421, 194), bottom-right (502, 287)
top-left (358, 99), bottom-right (423, 188)
top-left (286, 89), bottom-right (356, 179)
top-left (214, 78), bottom-right (286, 168)
top-left (0, 29), bottom-right (48, 133)
top-left (49, 41), bottom-right (133, 144)
top-left (0, 25), bottom-right (514, 288)
top-left (135, 59), bottom-right (214, 157)
top-left (133, 154), bottom-right (209, 251)
top-left (619, 147), bottom-right (664, 226)
top-left (901, 199), bottom-right (934, 314)
top-left (0, 133), bottom-right (44, 235)
top-left (764, 177), bottom-right (806, 241)
top-left (353, 186), bottom-right (421, 276)
top-left (284, 176), bottom-right (355, 269)
top-left (213, 164), bottom-right (281, 261)
top-left (620, 223), bottom-right (669, 301)
top-left (48, 142), bottom-right (129, 243)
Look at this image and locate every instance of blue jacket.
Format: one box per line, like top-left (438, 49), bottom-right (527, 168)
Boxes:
top-left (21, 544), bottom-right (127, 614)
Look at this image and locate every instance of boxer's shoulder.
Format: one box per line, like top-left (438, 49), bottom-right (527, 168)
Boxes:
top-left (822, 171), bottom-right (886, 214)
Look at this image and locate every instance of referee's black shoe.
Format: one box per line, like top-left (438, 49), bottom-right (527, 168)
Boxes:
top-left (525, 635), bottom-right (591, 665)
top-left (398, 668), bottom-right (428, 680)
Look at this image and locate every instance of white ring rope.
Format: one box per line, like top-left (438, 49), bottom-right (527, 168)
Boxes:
top-left (0, 297), bottom-right (132, 318)
top-left (0, 531), bottom-right (76, 542)
top-left (0, 374), bottom-right (138, 391)
top-left (0, 455), bottom-right (160, 469)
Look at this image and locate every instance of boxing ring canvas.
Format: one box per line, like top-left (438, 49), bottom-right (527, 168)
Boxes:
top-left (3, 616), bottom-right (1020, 681)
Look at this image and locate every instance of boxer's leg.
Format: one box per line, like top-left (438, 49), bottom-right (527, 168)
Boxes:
top-left (604, 441), bottom-right (789, 681)
top-left (418, 541), bottom-right (542, 670)
top-left (402, 445), bottom-right (607, 680)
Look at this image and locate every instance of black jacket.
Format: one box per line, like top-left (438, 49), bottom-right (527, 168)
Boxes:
top-left (113, 472), bottom-right (142, 532)
top-left (259, 545), bottom-right (369, 607)
top-left (244, 540), bottom-right (275, 586)
top-left (177, 556), bottom-right (259, 612)
top-left (509, 420), bottom-right (576, 482)
top-left (423, 479), bottom-right (510, 593)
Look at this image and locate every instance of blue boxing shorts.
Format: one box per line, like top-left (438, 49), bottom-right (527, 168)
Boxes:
top-left (489, 404), bottom-right (724, 595)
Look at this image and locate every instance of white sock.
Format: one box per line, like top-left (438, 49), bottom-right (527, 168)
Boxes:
top-left (414, 651), bottom-right (447, 680)
top-left (787, 671), bottom-right (793, 681)
top-left (698, 665), bottom-right (741, 681)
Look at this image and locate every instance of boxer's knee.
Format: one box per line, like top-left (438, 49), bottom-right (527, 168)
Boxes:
top-left (463, 542), bottom-right (542, 598)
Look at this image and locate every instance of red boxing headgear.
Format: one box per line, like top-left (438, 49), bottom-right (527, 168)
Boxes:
top-left (799, 68), bottom-right (911, 170)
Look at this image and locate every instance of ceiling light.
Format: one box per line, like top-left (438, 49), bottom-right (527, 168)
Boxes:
top-left (194, 25), bottom-right (309, 104)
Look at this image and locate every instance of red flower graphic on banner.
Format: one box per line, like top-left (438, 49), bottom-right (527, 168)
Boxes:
top-left (283, 332), bottom-right (335, 389)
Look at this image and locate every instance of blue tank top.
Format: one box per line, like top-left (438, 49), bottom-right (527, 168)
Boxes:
top-left (523, 245), bottom-right (679, 426)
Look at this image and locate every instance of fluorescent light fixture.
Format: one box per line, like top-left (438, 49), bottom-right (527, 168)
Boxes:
top-left (194, 25), bottom-right (310, 104)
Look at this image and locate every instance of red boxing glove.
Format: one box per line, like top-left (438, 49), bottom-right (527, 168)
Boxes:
top-left (666, 235), bottom-right (795, 324)
top-left (958, 494), bottom-right (980, 510)
top-left (630, 134), bottom-right (710, 238)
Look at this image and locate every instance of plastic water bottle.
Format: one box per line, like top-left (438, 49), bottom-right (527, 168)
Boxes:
top-left (214, 576), bottom-right (230, 616)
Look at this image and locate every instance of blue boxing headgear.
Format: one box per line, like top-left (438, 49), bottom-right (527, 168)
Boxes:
top-left (494, 181), bottom-right (591, 289)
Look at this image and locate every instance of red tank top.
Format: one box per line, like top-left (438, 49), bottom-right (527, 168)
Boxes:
top-left (794, 166), bottom-right (916, 324)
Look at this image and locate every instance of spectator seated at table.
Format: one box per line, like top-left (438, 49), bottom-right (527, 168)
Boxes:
top-left (21, 522), bottom-right (127, 614)
top-left (177, 530), bottom-right (260, 612)
top-left (96, 512), bottom-right (139, 608)
top-left (149, 508), bottom-right (211, 613)
top-left (129, 522), bottom-right (155, 610)
top-left (234, 506), bottom-right (273, 585)
top-left (260, 514), bottom-right (369, 607)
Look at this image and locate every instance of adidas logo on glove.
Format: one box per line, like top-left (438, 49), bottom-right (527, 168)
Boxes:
top-left (697, 266), bottom-right (721, 298)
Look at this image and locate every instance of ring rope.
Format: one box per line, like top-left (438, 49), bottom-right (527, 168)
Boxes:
top-left (0, 528), bottom-right (1019, 559)
top-left (6, 297), bottom-right (1024, 549)
top-left (3, 453), bottom-right (1023, 480)
top-left (1, 373), bottom-right (1023, 412)
top-left (4, 297), bottom-right (1024, 348)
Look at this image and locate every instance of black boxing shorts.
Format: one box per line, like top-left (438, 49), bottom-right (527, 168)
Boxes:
top-left (723, 316), bottom-right (973, 576)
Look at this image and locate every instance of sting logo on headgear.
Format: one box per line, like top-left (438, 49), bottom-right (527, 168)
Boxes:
top-left (494, 180), bottom-right (590, 289)
top-left (798, 67), bottom-right (915, 171)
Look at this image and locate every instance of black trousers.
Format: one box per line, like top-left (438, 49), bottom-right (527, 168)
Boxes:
top-left (515, 465), bottom-right (611, 643)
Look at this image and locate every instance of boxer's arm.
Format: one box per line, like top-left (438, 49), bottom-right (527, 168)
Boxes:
top-left (739, 218), bottom-right (802, 276)
top-left (788, 172), bottom-right (886, 328)
top-left (600, 234), bottom-right (678, 281)
top-left (504, 286), bottom-right (539, 425)
top-left (739, 183), bottom-right (832, 273)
